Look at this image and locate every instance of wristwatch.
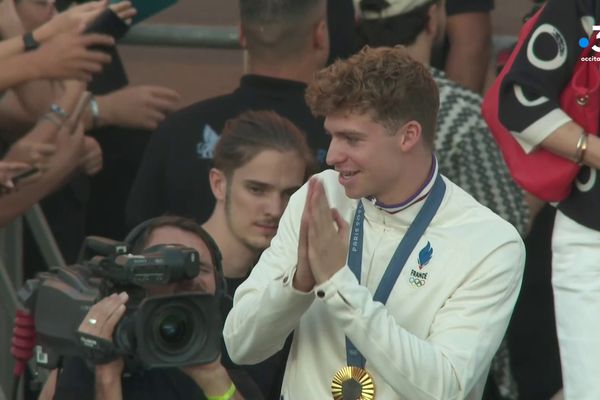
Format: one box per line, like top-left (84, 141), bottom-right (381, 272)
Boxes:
top-left (22, 32), bottom-right (39, 52)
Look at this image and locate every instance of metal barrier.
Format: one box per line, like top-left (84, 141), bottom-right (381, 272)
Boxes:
top-left (0, 206), bottom-right (65, 400)
top-left (122, 24), bottom-right (240, 48)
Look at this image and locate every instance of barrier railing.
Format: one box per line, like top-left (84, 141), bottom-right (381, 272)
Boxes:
top-left (122, 24), bottom-right (240, 48)
top-left (0, 206), bottom-right (65, 400)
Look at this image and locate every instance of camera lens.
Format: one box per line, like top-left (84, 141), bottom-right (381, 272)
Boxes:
top-left (154, 308), bottom-right (193, 351)
top-left (139, 295), bottom-right (220, 367)
top-left (159, 313), bottom-right (188, 345)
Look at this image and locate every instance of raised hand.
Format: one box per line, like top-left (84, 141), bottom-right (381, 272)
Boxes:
top-left (31, 32), bottom-right (114, 81)
top-left (293, 179), bottom-right (317, 292)
top-left (34, 0), bottom-right (108, 41)
top-left (97, 85), bottom-right (181, 130)
top-left (306, 178), bottom-right (349, 284)
top-left (109, 1), bottom-right (137, 23)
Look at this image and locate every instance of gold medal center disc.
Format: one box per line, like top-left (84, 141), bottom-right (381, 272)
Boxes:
top-left (331, 366), bottom-right (375, 400)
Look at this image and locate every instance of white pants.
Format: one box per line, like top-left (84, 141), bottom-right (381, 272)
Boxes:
top-left (552, 210), bottom-right (600, 400)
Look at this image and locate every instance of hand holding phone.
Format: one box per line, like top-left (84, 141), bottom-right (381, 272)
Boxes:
top-left (0, 162), bottom-right (37, 195)
top-left (11, 166), bottom-right (40, 186)
top-left (109, 1), bottom-right (137, 24)
top-left (111, 0), bottom-right (178, 25)
top-left (84, 8), bottom-right (129, 45)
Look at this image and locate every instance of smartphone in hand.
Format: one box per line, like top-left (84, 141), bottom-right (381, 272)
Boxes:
top-left (0, 166), bottom-right (39, 194)
top-left (84, 8), bottom-right (130, 40)
top-left (11, 166), bottom-right (40, 185)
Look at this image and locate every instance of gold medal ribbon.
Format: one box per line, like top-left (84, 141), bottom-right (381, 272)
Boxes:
top-left (331, 366), bottom-right (375, 400)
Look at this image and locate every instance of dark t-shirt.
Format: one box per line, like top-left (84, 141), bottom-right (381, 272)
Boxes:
top-left (84, 49), bottom-right (153, 241)
top-left (327, 0), bottom-right (358, 64)
top-left (446, 0), bottom-right (494, 15)
top-left (126, 74), bottom-right (329, 228)
top-left (54, 356), bottom-right (263, 400)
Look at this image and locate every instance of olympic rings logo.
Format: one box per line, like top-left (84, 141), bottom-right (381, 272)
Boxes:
top-left (409, 276), bottom-right (425, 287)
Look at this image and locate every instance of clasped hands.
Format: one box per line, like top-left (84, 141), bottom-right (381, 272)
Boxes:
top-left (293, 178), bottom-right (349, 292)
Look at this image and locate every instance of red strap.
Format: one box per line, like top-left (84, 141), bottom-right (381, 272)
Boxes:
top-left (11, 309), bottom-right (36, 377)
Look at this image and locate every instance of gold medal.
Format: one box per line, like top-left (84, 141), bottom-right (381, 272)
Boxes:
top-left (331, 366), bottom-right (375, 400)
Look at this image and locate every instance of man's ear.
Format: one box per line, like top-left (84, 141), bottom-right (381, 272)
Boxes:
top-left (238, 23), bottom-right (247, 48)
top-left (396, 121), bottom-right (423, 152)
top-left (209, 168), bottom-right (228, 201)
top-left (313, 18), bottom-right (328, 51)
top-left (426, 2), bottom-right (440, 38)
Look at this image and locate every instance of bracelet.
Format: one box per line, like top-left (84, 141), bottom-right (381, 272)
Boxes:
top-left (39, 113), bottom-right (63, 128)
top-left (50, 103), bottom-right (69, 120)
top-left (575, 131), bottom-right (589, 165)
top-left (206, 383), bottom-right (236, 400)
top-left (89, 96), bottom-right (100, 129)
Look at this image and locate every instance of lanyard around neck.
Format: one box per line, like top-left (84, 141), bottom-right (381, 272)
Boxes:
top-left (345, 174), bottom-right (446, 368)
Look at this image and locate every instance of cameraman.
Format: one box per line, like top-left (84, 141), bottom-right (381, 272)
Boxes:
top-left (41, 216), bottom-right (255, 400)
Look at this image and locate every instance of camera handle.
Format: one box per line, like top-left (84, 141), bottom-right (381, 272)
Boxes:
top-left (74, 332), bottom-right (120, 365)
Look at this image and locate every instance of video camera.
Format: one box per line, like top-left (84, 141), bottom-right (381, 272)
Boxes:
top-left (18, 236), bottom-right (222, 371)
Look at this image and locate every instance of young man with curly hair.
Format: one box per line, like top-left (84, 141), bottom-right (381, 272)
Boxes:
top-left (223, 46), bottom-right (525, 400)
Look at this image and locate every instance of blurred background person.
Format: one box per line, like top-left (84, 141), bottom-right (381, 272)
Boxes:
top-left (126, 0), bottom-right (330, 228)
top-left (202, 110), bottom-right (314, 399)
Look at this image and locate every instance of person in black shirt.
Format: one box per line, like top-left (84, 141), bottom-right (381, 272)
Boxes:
top-left (326, 0), bottom-right (357, 64)
top-left (200, 110), bottom-right (314, 399)
top-left (126, 0), bottom-right (330, 228)
top-left (202, 110), bottom-right (314, 295)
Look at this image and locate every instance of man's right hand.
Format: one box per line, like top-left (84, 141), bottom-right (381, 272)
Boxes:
top-left (31, 33), bottom-right (114, 82)
top-left (293, 179), bottom-right (317, 292)
top-left (78, 292), bottom-right (129, 386)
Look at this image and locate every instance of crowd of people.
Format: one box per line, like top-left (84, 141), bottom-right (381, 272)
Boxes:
top-left (0, 0), bottom-right (593, 399)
